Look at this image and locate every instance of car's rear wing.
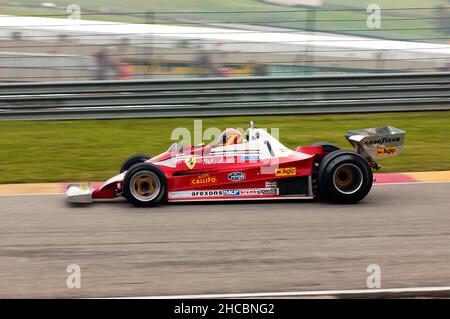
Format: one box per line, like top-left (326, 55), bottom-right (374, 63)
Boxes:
top-left (345, 126), bottom-right (405, 168)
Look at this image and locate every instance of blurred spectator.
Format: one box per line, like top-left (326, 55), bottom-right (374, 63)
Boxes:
top-left (196, 50), bottom-right (224, 77)
top-left (117, 62), bottom-right (132, 80)
top-left (94, 47), bottom-right (130, 80)
top-left (93, 48), bottom-right (110, 80)
top-left (219, 66), bottom-right (233, 77)
top-left (253, 64), bottom-right (268, 76)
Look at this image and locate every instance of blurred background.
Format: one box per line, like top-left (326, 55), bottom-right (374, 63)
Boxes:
top-left (1, 2), bottom-right (450, 300)
top-left (0, 1), bottom-right (449, 183)
top-left (0, 0), bottom-right (449, 82)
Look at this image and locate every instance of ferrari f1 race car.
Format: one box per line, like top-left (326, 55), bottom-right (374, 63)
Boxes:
top-left (66, 122), bottom-right (405, 206)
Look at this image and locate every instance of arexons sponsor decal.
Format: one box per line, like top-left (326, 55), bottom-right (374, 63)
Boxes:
top-left (191, 190), bottom-right (224, 197)
top-left (190, 174), bottom-right (217, 185)
top-left (365, 137), bottom-right (401, 145)
top-left (227, 172), bottom-right (246, 181)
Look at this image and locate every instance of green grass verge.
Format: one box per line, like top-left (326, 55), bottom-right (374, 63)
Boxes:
top-left (0, 111), bottom-right (449, 184)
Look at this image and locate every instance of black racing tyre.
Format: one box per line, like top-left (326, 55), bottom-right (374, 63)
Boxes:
top-left (120, 154), bottom-right (151, 173)
top-left (310, 141), bottom-right (341, 153)
top-left (317, 150), bottom-right (373, 204)
top-left (122, 163), bottom-right (166, 207)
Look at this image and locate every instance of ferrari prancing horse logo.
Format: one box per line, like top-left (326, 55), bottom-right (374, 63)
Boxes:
top-left (185, 156), bottom-right (196, 169)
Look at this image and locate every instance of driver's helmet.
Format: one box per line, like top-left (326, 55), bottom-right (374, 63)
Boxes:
top-left (217, 128), bottom-right (243, 146)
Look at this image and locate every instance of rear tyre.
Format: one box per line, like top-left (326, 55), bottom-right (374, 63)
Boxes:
top-left (310, 141), bottom-right (340, 153)
top-left (120, 154), bottom-right (151, 173)
top-left (310, 143), bottom-right (340, 199)
top-left (317, 150), bottom-right (372, 204)
top-left (122, 164), bottom-right (166, 207)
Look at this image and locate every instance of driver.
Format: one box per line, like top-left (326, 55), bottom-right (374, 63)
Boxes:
top-left (216, 128), bottom-right (243, 146)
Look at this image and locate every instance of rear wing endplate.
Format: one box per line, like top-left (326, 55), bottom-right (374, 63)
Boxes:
top-left (345, 126), bottom-right (405, 165)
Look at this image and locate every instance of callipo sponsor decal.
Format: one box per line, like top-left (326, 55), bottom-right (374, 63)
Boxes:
top-left (190, 174), bottom-right (217, 185)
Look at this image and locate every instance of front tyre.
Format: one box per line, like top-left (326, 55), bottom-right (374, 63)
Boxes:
top-left (122, 164), bottom-right (166, 207)
top-left (120, 154), bottom-right (151, 173)
top-left (317, 150), bottom-right (372, 204)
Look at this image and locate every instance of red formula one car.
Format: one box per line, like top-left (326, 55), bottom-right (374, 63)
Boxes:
top-left (66, 122), bottom-right (405, 206)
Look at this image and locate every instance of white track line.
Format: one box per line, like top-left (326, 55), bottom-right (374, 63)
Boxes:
top-left (116, 286), bottom-right (450, 299)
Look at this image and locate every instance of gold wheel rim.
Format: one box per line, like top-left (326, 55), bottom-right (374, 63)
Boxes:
top-left (334, 166), bottom-right (354, 189)
top-left (130, 171), bottom-right (161, 202)
top-left (134, 175), bottom-right (156, 197)
top-left (332, 163), bottom-right (364, 195)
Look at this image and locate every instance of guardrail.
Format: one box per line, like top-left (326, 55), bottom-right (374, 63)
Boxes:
top-left (0, 72), bottom-right (449, 120)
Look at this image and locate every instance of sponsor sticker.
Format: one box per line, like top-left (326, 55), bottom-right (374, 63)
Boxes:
top-left (227, 172), bottom-right (246, 181)
top-left (168, 191), bottom-right (193, 199)
top-left (241, 188), bottom-right (278, 196)
top-left (223, 189), bottom-right (241, 196)
top-left (240, 155), bottom-right (260, 161)
top-left (201, 157), bottom-right (235, 165)
top-left (376, 146), bottom-right (397, 156)
top-left (184, 156), bottom-right (196, 169)
top-left (259, 188), bottom-right (278, 195)
top-left (190, 174), bottom-right (217, 185)
top-left (168, 188), bottom-right (278, 199)
top-left (79, 183), bottom-right (90, 191)
top-left (169, 190), bottom-right (225, 199)
top-left (275, 167), bottom-right (296, 176)
top-left (265, 181), bottom-right (277, 188)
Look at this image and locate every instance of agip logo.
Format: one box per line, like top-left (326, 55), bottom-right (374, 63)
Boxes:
top-left (275, 167), bottom-right (296, 176)
top-left (376, 147), bottom-right (397, 157)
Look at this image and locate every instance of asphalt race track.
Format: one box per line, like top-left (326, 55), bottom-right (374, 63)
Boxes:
top-left (0, 182), bottom-right (449, 298)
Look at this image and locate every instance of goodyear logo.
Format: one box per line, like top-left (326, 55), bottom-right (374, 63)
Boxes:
top-left (376, 146), bottom-right (397, 157)
top-left (190, 174), bottom-right (217, 185)
top-left (365, 137), bottom-right (400, 145)
top-left (275, 167), bottom-right (296, 176)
